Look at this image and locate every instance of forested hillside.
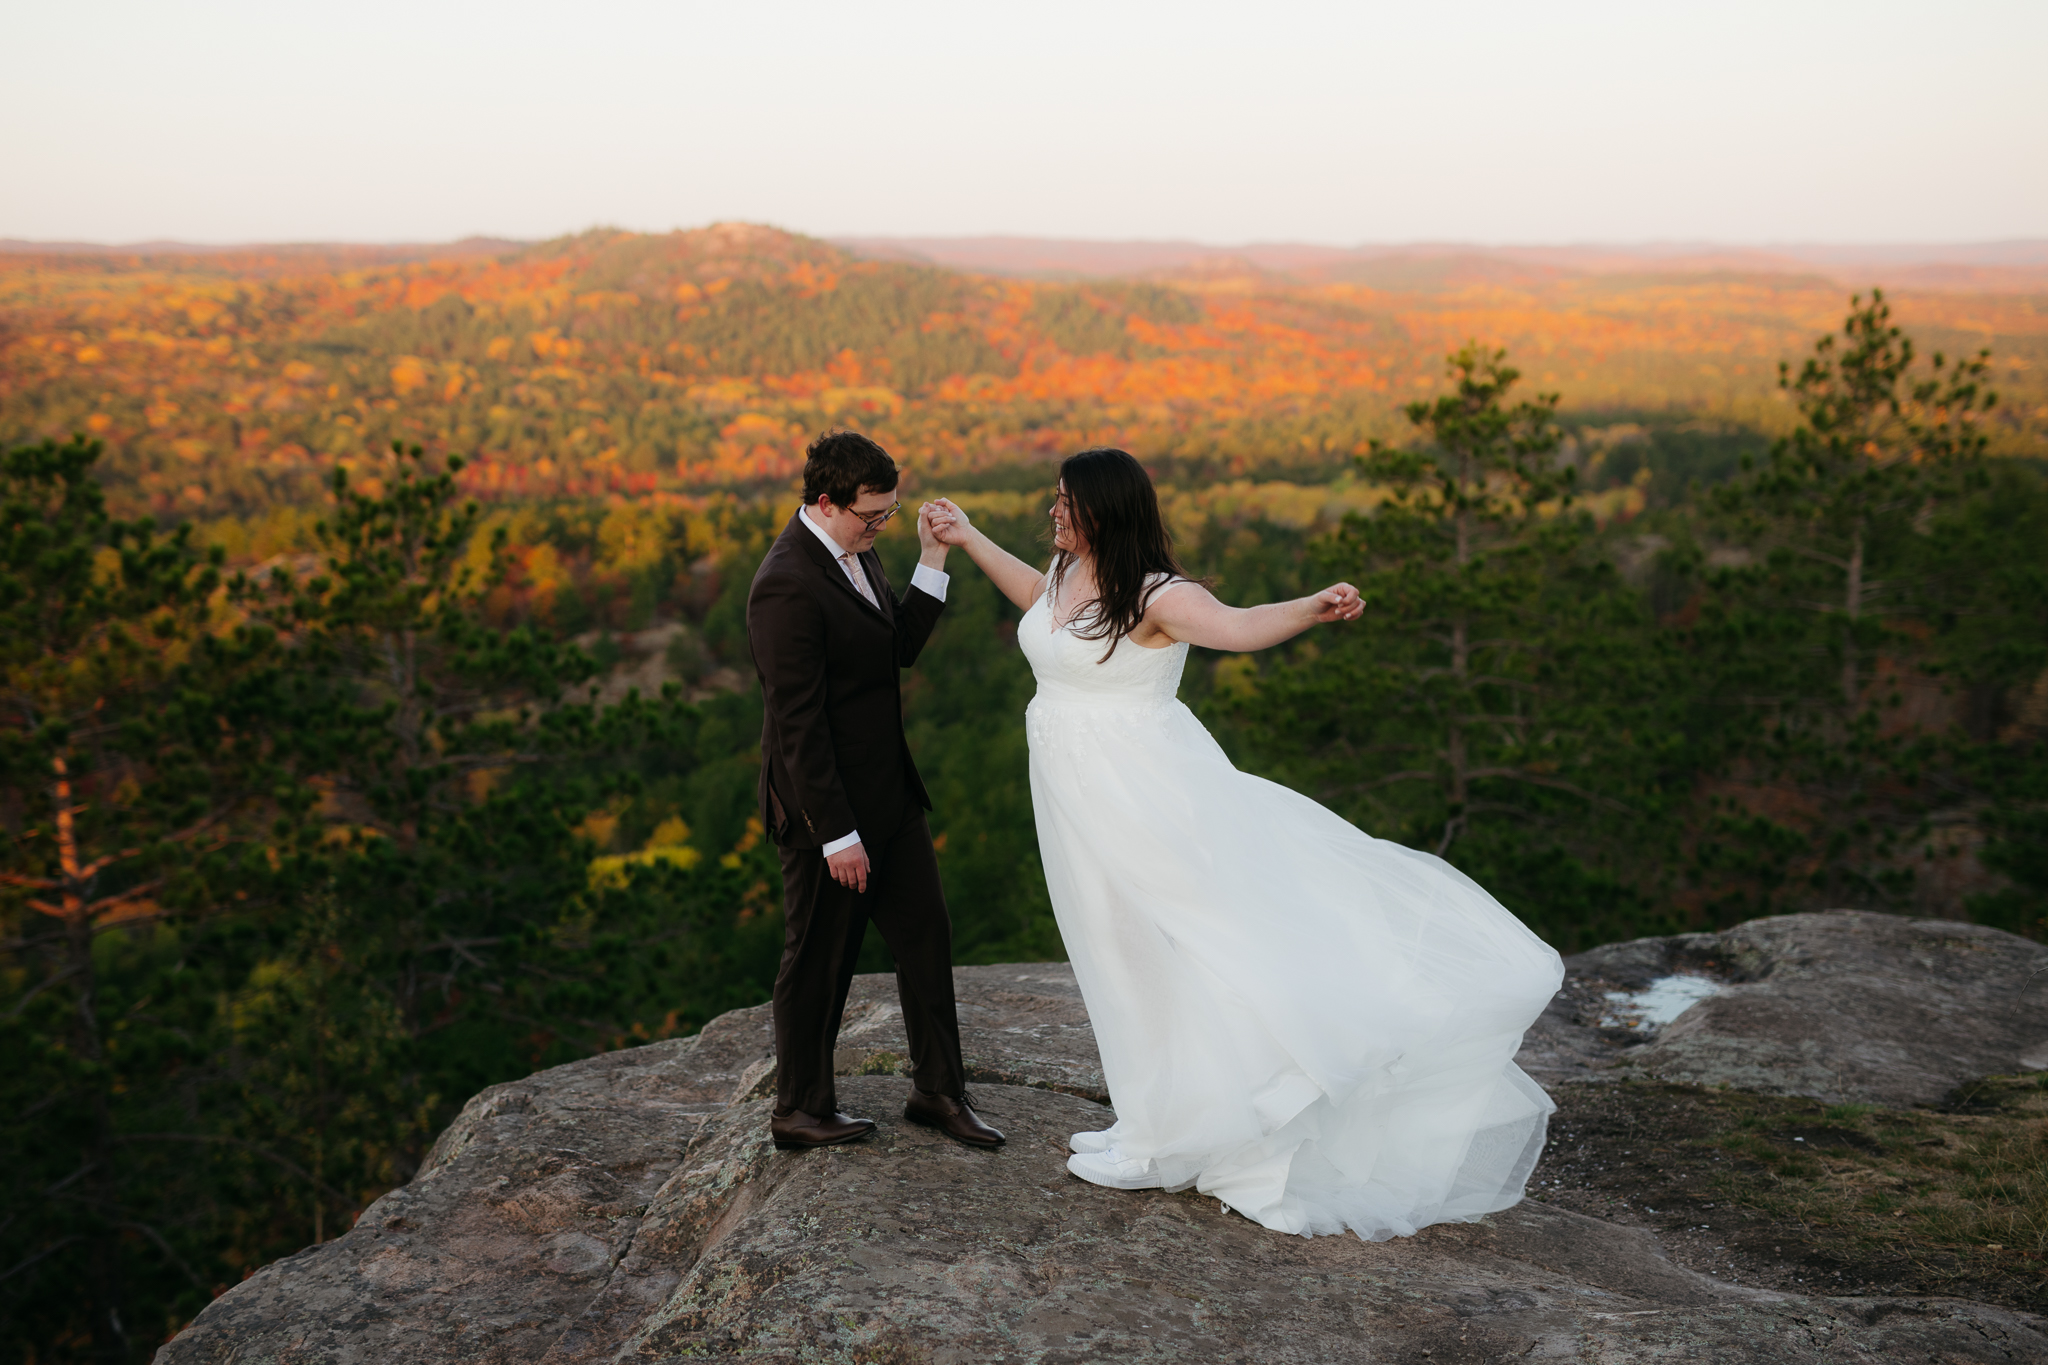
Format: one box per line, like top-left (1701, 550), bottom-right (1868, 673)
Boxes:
top-left (5, 223), bottom-right (2045, 518)
top-left (2, 228), bottom-right (2045, 1359)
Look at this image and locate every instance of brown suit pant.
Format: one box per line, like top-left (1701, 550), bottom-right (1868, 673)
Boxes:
top-left (772, 806), bottom-right (965, 1117)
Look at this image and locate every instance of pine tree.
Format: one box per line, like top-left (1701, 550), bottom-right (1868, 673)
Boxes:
top-left (1, 440), bottom-right (786, 1357)
top-left (1687, 291), bottom-right (1999, 914)
top-left (0, 436), bottom-right (262, 1359)
top-left (1239, 346), bottom-right (1667, 946)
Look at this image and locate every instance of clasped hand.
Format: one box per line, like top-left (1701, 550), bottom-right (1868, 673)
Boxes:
top-left (915, 499), bottom-right (962, 557)
top-left (921, 498), bottom-right (972, 547)
top-left (921, 499), bottom-right (966, 548)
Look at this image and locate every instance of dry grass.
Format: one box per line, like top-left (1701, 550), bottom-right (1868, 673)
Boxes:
top-left (1706, 1075), bottom-right (2048, 1294)
top-left (1535, 1073), bottom-right (2048, 1308)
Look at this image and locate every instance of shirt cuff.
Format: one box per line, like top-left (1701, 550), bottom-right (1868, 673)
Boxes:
top-left (820, 829), bottom-right (862, 856)
top-left (909, 562), bottom-right (949, 603)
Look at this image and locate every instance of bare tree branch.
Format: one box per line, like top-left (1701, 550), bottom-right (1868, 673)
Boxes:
top-left (1335, 770), bottom-right (1441, 794)
top-left (5, 965), bottom-right (79, 1020)
top-left (1463, 767), bottom-right (1633, 812)
top-left (1788, 545), bottom-right (1851, 571)
top-left (112, 1134), bottom-right (353, 1203)
top-left (115, 1220), bottom-right (209, 1295)
top-left (0, 1236), bottom-right (82, 1286)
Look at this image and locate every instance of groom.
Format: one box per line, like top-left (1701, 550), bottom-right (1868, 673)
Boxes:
top-left (745, 430), bottom-right (1004, 1151)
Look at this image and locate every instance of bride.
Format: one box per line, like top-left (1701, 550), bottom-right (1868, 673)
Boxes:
top-left (924, 449), bottom-right (1563, 1242)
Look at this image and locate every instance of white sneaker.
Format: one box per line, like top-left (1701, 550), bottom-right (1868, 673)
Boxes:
top-left (1065, 1147), bottom-right (1162, 1190)
top-left (1068, 1129), bottom-right (1113, 1154)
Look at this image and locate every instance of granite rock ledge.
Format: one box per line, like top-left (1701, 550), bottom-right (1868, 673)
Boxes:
top-left (158, 918), bottom-right (2048, 1363)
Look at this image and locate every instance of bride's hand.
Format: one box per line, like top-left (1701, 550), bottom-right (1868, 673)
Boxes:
top-left (922, 498), bottom-right (974, 547)
top-left (1309, 583), bottom-right (1365, 624)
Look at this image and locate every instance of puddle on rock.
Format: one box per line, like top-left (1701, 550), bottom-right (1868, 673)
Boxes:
top-left (1599, 974), bottom-right (1725, 1034)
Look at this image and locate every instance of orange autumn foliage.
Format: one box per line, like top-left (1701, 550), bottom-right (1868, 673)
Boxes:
top-left (2, 223), bottom-right (2043, 521)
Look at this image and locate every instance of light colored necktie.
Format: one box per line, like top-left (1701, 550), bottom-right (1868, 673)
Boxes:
top-left (838, 552), bottom-right (879, 610)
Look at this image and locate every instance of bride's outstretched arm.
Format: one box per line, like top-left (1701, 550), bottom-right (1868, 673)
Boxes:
top-left (919, 499), bottom-right (1045, 611)
top-left (1148, 581), bottom-right (1363, 652)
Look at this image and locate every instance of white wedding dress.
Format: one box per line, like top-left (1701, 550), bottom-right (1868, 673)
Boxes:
top-left (1020, 576), bottom-right (1563, 1240)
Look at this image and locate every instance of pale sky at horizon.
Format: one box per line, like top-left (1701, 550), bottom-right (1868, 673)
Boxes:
top-left (4, 0), bottom-right (2044, 247)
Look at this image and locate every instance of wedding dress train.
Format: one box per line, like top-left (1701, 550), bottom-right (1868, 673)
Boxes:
top-left (1020, 578), bottom-right (1563, 1240)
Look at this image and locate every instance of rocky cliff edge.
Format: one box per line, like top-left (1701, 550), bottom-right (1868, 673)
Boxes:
top-left (159, 912), bottom-right (2048, 1363)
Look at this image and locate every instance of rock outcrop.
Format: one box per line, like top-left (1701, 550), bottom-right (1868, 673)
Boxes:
top-left (1544, 910), bottom-right (2048, 1105)
top-left (158, 915), bottom-right (2048, 1363)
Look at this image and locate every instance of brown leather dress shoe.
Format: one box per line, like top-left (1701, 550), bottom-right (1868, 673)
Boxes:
top-left (770, 1108), bottom-right (877, 1151)
top-left (904, 1087), bottom-right (1006, 1148)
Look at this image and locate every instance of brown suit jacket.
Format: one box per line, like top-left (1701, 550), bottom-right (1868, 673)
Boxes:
top-left (745, 511), bottom-right (946, 850)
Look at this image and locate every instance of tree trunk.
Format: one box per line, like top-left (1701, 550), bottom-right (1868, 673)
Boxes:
top-left (53, 754), bottom-right (130, 1361)
top-left (1444, 459), bottom-right (1472, 852)
top-left (1842, 522), bottom-right (1864, 710)
top-left (1450, 612), bottom-right (1470, 807)
top-left (67, 912), bottom-right (130, 1363)
top-left (1454, 468), bottom-right (1471, 570)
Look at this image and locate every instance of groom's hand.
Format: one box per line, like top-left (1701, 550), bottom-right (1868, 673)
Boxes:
top-left (923, 498), bottom-right (973, 547)
top-left (915, 502), bottom-right (950, 568)
top-left (826, 841), bottom-right (870, 893)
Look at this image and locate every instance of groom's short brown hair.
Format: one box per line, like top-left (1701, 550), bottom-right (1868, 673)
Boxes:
top-left (801, 430), bottom-right (898, 508)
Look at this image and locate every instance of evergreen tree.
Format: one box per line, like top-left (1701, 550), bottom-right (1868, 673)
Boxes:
top-left (1237, 347), bottom-right (1669, 947)
top-left (1713, 289), bottom-right (1995, 709)
top-left (0, 436), bottom-right (273, 1359)
top-left (0, 440), bottom-right (785, 1361)
top-left (1688, 292), bottom-right (2000, 915)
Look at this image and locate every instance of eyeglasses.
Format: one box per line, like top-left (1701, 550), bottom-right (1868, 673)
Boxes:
top-left (853, 501), bottom-right (902, 531)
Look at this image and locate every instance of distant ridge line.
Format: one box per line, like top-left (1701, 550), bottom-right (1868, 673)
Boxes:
top-left (0, 236), bottom-right (526, 257)
top-left (832, 235), bottom-right (2048, 288)
top-left (5, 232), bottom-right (2042, 266)
top-left (4, 229), bottom-right (2044, 292)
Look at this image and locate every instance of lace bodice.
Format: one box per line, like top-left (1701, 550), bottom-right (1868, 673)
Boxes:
top-left (1018, 573), bottom-right (1189, 706)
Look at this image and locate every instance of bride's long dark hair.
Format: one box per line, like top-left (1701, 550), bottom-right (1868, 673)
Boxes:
top-left (1050, 448), bottom-right (1204, 661)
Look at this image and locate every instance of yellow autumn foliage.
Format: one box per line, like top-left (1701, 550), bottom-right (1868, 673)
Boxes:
top-left (588, 815), bottom-right (702, 889)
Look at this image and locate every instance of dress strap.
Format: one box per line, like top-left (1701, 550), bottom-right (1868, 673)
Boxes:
top-left (1141, 573), bottom-right (1191, 610)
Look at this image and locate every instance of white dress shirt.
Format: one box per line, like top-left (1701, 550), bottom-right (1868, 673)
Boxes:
top-left (796, 504), bottom-right (948, 856)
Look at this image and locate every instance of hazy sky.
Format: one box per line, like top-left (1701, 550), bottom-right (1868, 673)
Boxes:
top-left (5, 0), bottom-right (2044, 246)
